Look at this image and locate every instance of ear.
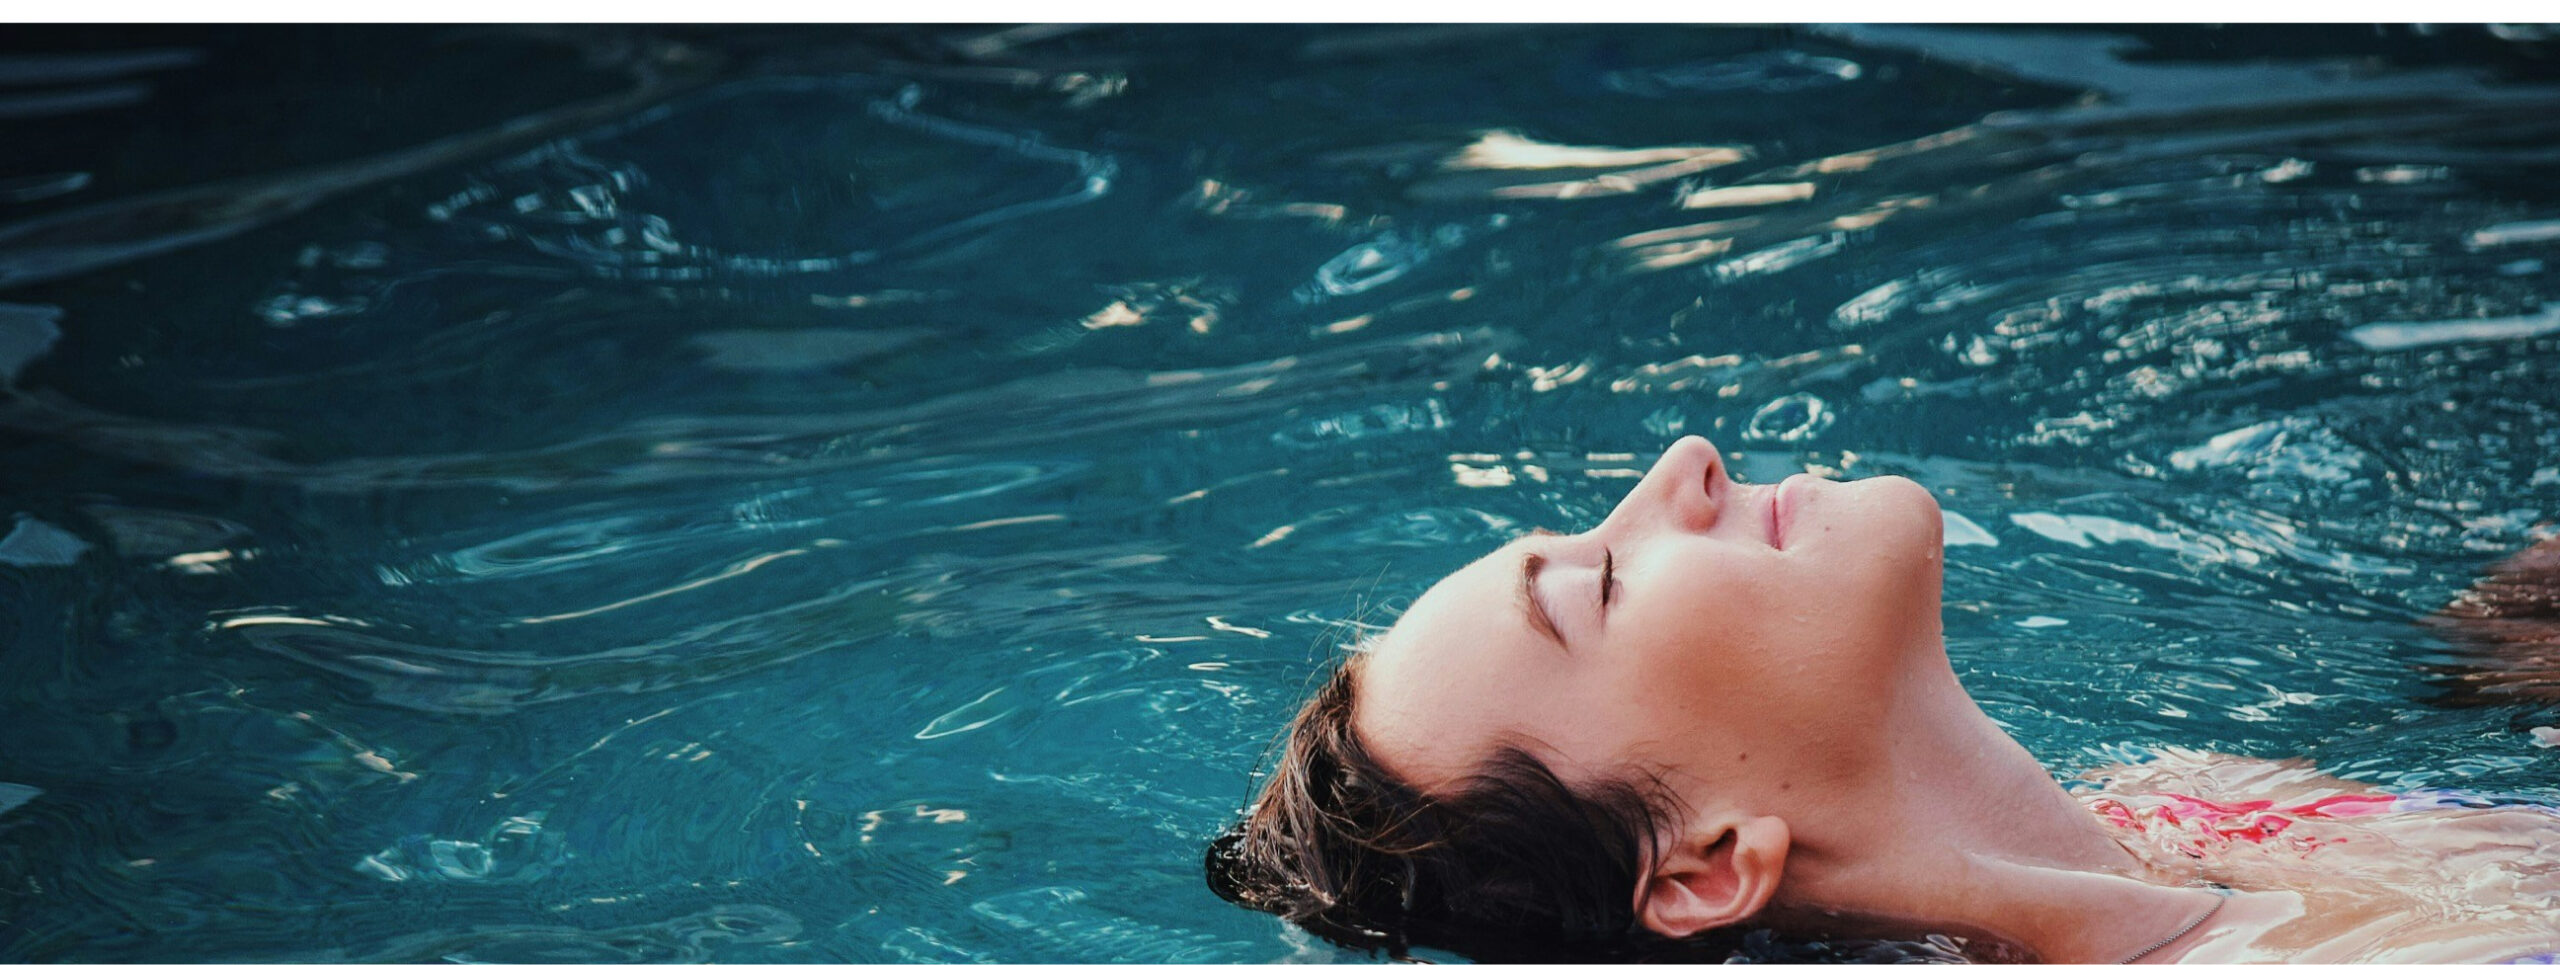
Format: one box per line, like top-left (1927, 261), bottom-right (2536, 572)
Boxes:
top-left (1635, 814), bottom-right (1790, 939)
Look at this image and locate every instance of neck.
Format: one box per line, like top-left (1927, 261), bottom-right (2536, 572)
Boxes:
top-left (1768, 651), bottom-right (2227, 963)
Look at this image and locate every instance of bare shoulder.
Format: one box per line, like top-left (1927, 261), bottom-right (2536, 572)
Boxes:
top-left (2423, 531), bottom-right (2560, 706)
top-left (2072, 746), bottom-right (2386, 801)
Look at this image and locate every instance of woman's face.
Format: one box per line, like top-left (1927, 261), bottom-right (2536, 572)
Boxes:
top-left (1354, 436), bottom-right (1948, 800)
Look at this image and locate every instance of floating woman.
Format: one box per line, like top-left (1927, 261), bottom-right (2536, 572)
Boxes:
top-left (1207, 435), bottom-right (2560, 963)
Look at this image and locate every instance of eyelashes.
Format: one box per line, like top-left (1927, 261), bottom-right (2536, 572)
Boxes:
top-left (1526, 526), bottom-right (1616, 617)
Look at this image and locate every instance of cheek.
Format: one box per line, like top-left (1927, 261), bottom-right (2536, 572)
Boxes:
top-left (1616, 520), bottom-right (1943, 731)
top-left (1603, 573), bottom-right (1809, 718)
top-left (1589, 605), bottom-right (1863, 782)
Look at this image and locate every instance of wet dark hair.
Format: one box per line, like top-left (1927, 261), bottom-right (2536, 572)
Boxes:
top-left (1204, 656), bottom-right (1983, 964)
top-left (1203, 654), bottom-right (1694, 961)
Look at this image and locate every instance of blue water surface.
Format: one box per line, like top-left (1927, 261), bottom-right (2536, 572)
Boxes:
top-left (2, 24), bottom-right (2559, 962)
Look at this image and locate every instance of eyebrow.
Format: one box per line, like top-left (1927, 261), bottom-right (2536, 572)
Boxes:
top-left (1518, 550), bottom-right (1569, 651)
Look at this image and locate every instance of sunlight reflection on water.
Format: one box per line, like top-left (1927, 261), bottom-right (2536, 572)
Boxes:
top-left (2, 23), bottom-right (2558, 963)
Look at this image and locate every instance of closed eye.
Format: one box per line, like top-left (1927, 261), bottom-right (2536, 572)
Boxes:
top-left (1600, 547), bottom-right (1616, 610)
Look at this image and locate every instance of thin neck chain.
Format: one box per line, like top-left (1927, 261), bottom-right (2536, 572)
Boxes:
top-left (2117, 886), bottom-right (2230, 965)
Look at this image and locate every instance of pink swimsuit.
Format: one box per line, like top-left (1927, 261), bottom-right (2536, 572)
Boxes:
top-left (2092, 788), bottom-right (2560, 961)
top-left (2090, 791), bottom-right (2405, 855)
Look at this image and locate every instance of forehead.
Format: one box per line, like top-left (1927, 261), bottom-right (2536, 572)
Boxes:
top-left (1376, 542), bottom-right (1520, 659)
top-left (1353, 539), bottom-right (1559, 789)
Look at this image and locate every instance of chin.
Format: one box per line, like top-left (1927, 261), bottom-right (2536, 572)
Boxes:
top-left (1877, 475), bottom-right (1944, 546)
top-left (1828, 474), bottom-right (1947, 626)
top-left (1826, 474), bottom-right (1943, 555)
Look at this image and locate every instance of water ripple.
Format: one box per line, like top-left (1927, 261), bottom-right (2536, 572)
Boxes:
top-left (212, 566), bottom-right (901, 714)
top-left (9, 24), bottom-right (2560, 964)
top-left (430, 78), bottom-right (1115, 282)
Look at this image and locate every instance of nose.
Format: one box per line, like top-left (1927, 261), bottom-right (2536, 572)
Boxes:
top-left (1604, 435), bottom-right (1723, 534)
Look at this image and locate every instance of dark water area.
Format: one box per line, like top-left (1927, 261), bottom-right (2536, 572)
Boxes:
top-left (2, 23), bottom-right (2558, 962)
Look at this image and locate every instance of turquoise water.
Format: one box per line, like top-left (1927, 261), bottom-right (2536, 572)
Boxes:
top-left (2, 24), bottom-right (2559, 962)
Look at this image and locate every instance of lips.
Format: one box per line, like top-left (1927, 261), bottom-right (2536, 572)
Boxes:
top-left (1769, 475), bottom-right (1797, 550)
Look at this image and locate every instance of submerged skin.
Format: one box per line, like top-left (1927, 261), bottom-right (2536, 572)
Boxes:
top-left (2425, 531), bottom-right (2560, 706)
top-left (1352, 436), bottom-right (2560, 962)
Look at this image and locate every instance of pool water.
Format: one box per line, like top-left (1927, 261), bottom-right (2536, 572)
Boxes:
top-left (3, 24), bottom-right (2559, 962)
